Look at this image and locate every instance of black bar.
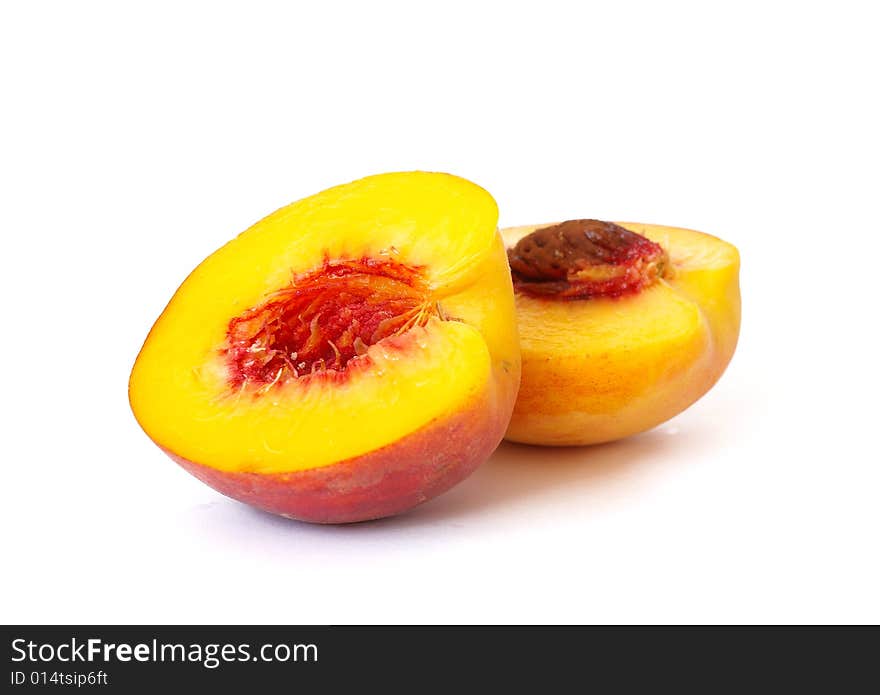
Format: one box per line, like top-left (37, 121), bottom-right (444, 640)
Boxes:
top-left (2, 625), bottom-right (877, 691)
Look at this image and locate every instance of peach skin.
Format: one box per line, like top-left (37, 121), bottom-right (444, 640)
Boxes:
top-left (130, 172), bottom-right (521, 523)
top-left (501, 220), bottom-right (740, 446)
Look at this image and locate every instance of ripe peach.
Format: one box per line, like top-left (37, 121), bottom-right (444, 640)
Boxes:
top-left (130, 172), bottom-right (520, 523)
top-left (501, 220), bottom-right (740, 446)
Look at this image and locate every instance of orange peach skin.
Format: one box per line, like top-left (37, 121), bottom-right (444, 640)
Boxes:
top-left (166, 384), bottom-right (506, 524)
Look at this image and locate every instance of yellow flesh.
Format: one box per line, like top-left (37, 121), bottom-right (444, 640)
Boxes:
top-left (130, 172), bottom-right (518, 473)
top-left (502, 222), bottom-right (740, 445)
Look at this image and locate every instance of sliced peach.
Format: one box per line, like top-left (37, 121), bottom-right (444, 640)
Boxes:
top-left (130, 172), bottom-right (520, 523)
top-left (501, 220), bottom-right (740, 446)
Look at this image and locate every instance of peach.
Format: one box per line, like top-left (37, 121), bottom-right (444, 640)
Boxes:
top-left (130, 172), bottom-right (521, 523)
top-left (501, 220), bottom-right (740, 446)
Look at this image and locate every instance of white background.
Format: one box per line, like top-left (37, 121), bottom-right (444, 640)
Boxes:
top-left (2, 1), bottom-right (878, 624)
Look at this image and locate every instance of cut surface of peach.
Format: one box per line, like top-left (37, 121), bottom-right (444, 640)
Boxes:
top-left (502, 220), bottom-right (740, 446)
top-left (130, 172), bottom-right (520, 522)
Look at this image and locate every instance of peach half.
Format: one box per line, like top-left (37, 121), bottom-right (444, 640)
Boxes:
top-left (130, 172), bottom-right (520, 523)
top-left (501, 220), bottom-right (740, 446)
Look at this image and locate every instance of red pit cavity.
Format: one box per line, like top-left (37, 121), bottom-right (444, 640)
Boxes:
top-left (225, 259), bottom-right (433, 390)
top-left (507, 219), bottom-right (668, 300)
